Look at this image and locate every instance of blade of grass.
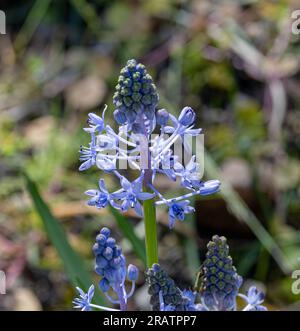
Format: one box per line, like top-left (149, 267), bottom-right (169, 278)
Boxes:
top-left (14, 0), bottom-right (52, 54)
top-left (24, 173), bottom-right (105, 304)
top-left (166, 47), bottom-right (183, 107)
top-left (109, 205), bottom-right (147, 266)
top-left (69, 0), bottom-right (102, 38)
top-left (236, 242), bottom-right (260, 276)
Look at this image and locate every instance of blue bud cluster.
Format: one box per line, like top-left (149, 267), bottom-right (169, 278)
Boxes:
top-left (113, 59), bottom-right (159, 126)
top-left (197, 235), bottom-right (243, 311)
top-left (146, 263), bottom-right (199, 311)
top-left (93, 227), bottom-right (138, 310)
top-left (93, 227), bottom-right (126, 293)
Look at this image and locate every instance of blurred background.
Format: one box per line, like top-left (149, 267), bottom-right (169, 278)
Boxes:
top-left (0, 0), bottom-right (300, 311)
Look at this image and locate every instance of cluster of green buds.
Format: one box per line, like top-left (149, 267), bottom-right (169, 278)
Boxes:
top-left (195, 235), bottom-right (243, 311)
top-left (113, 59), bottom-right (159, 133)
top-left (146, 264), bottom-right (200, 311)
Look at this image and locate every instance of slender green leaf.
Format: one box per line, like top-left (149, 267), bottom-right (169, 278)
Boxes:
top-left (15, 0), bottom-right (52, 53)
top-left (70, 0), bottom-right (102, 37)
top-left (24, 173), bottom-right (105, 304)
top-left (236, 242), bottom-right (260, 276)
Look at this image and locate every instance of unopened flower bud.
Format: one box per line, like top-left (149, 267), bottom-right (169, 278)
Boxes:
top-left (132, 123), bottom-right (143, 134)
top-left (156, 109), bottom-right (169, 126)
top-left (100, 227), bottom-right (110, 238)
top-left (96, 234), bottom-right (107, 245)
top-left (178, 107), bottom-right (195, 126)
top-left (99, 278), bottom-right (110, 292)
top-left (113, 59), bottom-right (159, 126)
top-left (114, 109), bottom-right (127, 125)
top-left (127, 264), bottom-right (139, 282)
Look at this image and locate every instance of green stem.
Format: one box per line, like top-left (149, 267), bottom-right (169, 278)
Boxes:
top-left (143, 198), bottom-right (158, 268)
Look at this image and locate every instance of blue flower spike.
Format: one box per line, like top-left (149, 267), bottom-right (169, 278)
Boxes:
top-left (79, 59), bottom-right (220, 224)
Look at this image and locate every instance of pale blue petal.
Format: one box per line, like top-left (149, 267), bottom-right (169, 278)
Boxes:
top-left (137, 192), bottom-right (154, 200)
top-left (79, 159), bottom-right (94, 171)
top-left (199, 180), bottom-right (220, 196)
top-left (120, 177), bottom-right (131, 190)
top-left (85, 189), bottom-right (99, 196)
top-left (134, 201), bottom-right (143, 216)
top-left (99, 179), bottom-right (108, 193)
